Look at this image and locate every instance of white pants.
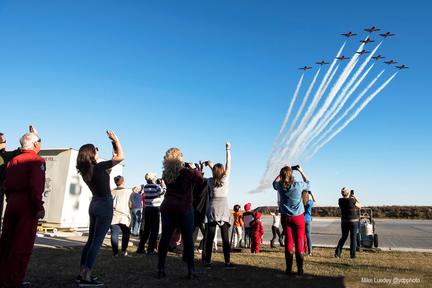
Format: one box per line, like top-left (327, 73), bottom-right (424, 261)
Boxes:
top-left (232, 226), bottom-right (243, 248)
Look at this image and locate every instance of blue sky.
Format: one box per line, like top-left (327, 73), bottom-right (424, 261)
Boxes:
top-left (1, 0), bottom-right (431, 206)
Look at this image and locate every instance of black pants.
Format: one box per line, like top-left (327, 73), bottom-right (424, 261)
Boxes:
top-left (138, 206), bottom-right (160, 253)
top-left (204, 222), bottom-right (230, 264)
top-left (271, 226), bottom-right (283, 245)
top-left (335, 221), bottom-right (357, 258)
top-left (193, 222), bottom-right (205, 250)
top-left (244, 227), bottom-right (252, 248)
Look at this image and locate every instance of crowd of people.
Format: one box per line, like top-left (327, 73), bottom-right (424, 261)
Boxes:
top-left (0, 127), bottom-right (363, 287)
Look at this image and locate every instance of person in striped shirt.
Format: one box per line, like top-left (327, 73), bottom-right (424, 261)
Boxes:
top-left (137, 172), bottom-right (166, 254)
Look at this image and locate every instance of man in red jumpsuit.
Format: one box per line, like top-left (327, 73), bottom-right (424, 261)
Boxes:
top-left (0, 132), bottom-right (45, 288)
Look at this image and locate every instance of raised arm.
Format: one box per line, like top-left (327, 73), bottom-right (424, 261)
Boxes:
top-left (295, 165), bottom-right (308, 182)
top-left (225, 142), bottom-right (231, 176)
top-left (107, 130), bottom-right (124, 165)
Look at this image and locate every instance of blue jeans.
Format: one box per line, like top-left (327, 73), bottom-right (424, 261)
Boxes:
top-left (305, 221), bottom-right (312, 253)
top-left (335, 221), bottom-right (358, 258)
top-left (158, 208), bottom-right (194, 273)
top-left (110, 223), bottom-right (131, 255)
top-left (80, 196), bottom-right (113, 270)
top-left (130, 208), bottom-right (142, 235)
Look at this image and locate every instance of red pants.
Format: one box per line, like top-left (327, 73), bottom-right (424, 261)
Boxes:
top-left (0, 194), bottom-right (38, 288)
top-left (251, 236), bottom-right (261, 253)
top-left (281, 214), bottom-right (305, 254)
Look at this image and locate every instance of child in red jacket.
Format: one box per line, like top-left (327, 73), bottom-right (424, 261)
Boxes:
top-left (250, 211), bottom-right (264, 253)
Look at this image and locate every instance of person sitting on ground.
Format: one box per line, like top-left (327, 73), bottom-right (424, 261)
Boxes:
top-left (110, 176), bottom-right (132, 257)
top-left (231, 204), bottom-right (244, 248)
top-left (335, 188), bottom-right (361, 259)
top-left (273, 165), bottom-right (309, 276)
top-left (203, 142), bottom-right (235, 269)
top-left (270, 209), bottom-right (284, 248)
top-left (137, 172), bottom-right (166, 255)
top-left (250, 211), bottom-right (264, 253)
top-left (303, 190), bottom-right (316, 256)
top-left (242, 203), bottom-right (254, 248)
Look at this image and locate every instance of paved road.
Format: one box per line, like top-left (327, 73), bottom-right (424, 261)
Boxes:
top-left (260, 217), bottom-right (432, 251)
top-left (35, 217), bottom-right (432, 252)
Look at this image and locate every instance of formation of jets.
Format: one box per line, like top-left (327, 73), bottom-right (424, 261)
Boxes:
top-left (298, 27), bottom-right (407, 71)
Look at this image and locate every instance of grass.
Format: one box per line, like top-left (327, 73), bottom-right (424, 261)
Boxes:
top-left (27, 244), bottom-right (431, 288)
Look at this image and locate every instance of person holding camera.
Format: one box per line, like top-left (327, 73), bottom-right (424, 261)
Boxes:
top-left (203, 142), bottom-right (235, 269)
top-left (157, 148), bottom-right (203, 279)
top-left (136, 172), bottom-right (166, 255)
top-left (335, 187), bottom-right (361, 259)
top-left (273, 165), bottom-right (309, 276)
top-left (76, 131), bottom-right (124, 287)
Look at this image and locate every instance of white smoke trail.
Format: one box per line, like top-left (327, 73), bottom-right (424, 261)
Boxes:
top-left (281, 42), bottom-right (366, 163)
top-left (307, 71), bottom-right (398, 160)
top-left (299, 42), bottom-right (383, 156)
top-left (266, 73), bottom-right (305, 165)
top-left (272, 43), bottom-right (346, 165)
top-left (267, 67), bottom-right (321, 170)
top-left (307, 66), bottom-right (383, 154)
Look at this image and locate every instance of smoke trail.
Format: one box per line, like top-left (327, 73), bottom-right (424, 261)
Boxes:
top-left (266, 73), bottom-right (305, 165)
top-left (281, 42), bottom-right (366, 162)
top-left (272, 43), bottom-right (346, 165)
top-left (269, 67), bottom-right (321, 167)
top-left (300, 61), bottom-right (375, 157)
top-left (307, 71), bottom-right (398, 159)
top-left (300, 42), bottom-right (383, 155)
top-left (308, 66), bottom-right (383, 153)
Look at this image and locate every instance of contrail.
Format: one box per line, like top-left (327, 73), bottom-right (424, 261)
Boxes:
top-left (303, 63), bottom-right (375, 155)
top-left (266, 73), bottom-right (305, 166)
top-left (307, 71), bottom-right (398, 160)
top-left (282, 42), bottom-right (366, 162)
top-left (301, 42), bottom-right (383, 155)
top-left (269, 67), bottom-right (321, 167)
top-left (307, 66), bottom-right (383, 153)
top-left (276, 43), bottom-right (346, 158)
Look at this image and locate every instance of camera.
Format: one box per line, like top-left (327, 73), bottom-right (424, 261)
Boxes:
top-left (291, 165), bottom-right (299, 171)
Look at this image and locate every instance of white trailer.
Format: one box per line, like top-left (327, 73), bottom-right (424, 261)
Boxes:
top-left (39, 148), bottom-right (123, 229)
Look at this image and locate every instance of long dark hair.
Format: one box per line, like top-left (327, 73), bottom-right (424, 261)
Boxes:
top-left (212, 163), bottom-right (225, 188)
top-left (280, 166), bottom-right (294, 190)
top-left (76, 144), bottom-right (97, 182)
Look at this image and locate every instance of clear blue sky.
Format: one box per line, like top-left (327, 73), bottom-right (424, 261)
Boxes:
top-left (1, 0), bottom-right (431, 206)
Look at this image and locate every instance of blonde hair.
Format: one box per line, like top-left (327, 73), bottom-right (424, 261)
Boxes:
top-left (302, 190), bottom-right (309, 207)
top-left (279, 166), bottom-right (294, 190)
top-left (162, 148), bottom-right (184, 184)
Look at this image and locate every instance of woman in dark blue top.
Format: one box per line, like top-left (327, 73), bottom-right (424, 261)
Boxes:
top-left (76, 131), bottom-right (124, 287)
top-left (302, 190), bottom-right (316, 256)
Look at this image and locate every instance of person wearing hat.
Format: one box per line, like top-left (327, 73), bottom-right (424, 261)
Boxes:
top-left (242, 202), bottom-right (254, 248)
top-left (335, 187), bottom-right (361, 259)
top-left (136, 172), bottom-right (166, 254)
top-left (250, 211), bottom-right (264, 253)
